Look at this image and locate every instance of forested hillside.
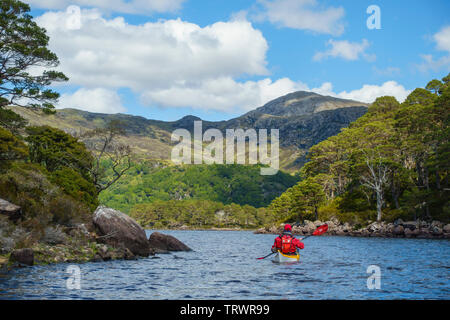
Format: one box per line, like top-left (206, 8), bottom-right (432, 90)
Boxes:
top-left (269, 74), bottom-right (450, 225)
top-left (99, 162), bottom-right (298, 213)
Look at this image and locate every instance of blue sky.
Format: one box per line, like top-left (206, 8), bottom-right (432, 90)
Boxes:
top-left (28, 0), bottom-right (450, 121)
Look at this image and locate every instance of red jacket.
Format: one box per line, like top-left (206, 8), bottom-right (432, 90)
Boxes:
top-left (272, 233), bottom-right (304, 253)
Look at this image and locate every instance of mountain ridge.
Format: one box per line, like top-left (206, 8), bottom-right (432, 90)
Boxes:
top-left (10, 90), bottom-right (369, 171)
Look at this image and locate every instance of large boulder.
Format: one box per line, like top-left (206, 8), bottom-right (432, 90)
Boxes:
top-left (92, 206), bottom-right (152, 257)
top-left (10, 248), bottom-right (34, 266)
top-left (0, 198), bottom-right (22, 221)
top-left (148, 232), bottom-right (192, 253)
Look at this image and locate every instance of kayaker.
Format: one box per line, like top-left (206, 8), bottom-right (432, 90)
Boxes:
top-left (271, 224), bottom-right (304, 255)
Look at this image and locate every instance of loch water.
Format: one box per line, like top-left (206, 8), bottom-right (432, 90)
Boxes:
top-left (1, 230), bottom-right (449, 299)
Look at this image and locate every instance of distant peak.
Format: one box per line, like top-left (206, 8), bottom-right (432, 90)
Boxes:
top-left (177, 115), bottom-right (202, 122)
top-left (250, 90), bottom-right (367, 118)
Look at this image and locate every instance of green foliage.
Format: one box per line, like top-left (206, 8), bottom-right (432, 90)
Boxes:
top-left (50, 167), bottom-right (99, 211)
top-left (129, 199), bottom-right (272, 229)
top-left (0, 0), bottom-right (68, 111)
top-left (25, 125), bottom-right (94, 180)
top-left (271, 73), bottom-right (450, 224)
top-left (0, 162), bottom-right (91, 226)
top-left (268, 176), bottom-right (326, 222)
top-left (1, 125), bottom-right (98, 226)
top-left (0, 126), bottom-right (28, 165)
top-left (100, 163), bottom-right (298, 213)
top-left (0, 108), bottom-right (28, 133)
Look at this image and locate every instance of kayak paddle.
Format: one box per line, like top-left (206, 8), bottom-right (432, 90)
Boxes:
top-left (256, 223), bottom-right (328, 260)
top-left (299, 223), bottom-right (328, 241)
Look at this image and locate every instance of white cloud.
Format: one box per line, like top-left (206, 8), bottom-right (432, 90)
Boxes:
top-left (434, 25), bottom-right (450, 52)
top-left (255, 0), bottom-right (345, 36)
top-left (334, 81), bottom-right (410, 103)
top-left (416, 25), bottom-right (450, 73)
top-left (35, 9), bottom-right (272, 113)
top-left (34, 9), bottom-right (409, 113)
top-left (141, 77), bottom-right (309, 113)
top-left (142, 77), bottom-right (411, 112)
top-left (417, 54), bottom-right (450, 73)
top-left (279, 80), bottom-right (409, 104)
top-left (58, 88), bottom-right (126, 114)
top-left (314, 39), bottom-right (375, 62)
top-left (27, 0), bottom-right (185, 14)
top-left (36, 10), bottom-right (269, 90)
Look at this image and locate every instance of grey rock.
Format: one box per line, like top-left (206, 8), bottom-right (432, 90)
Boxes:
top-left (148, 232), bottom-right (192, 252)
top-left (393, 225), bottom-right (404, 236)
top-left (0, 198), bottom-right (21, 221)
top-left (10, 248), bottom-right (34, 266)
top-left (93, 206), bottom-right (152, 257)
top-left (443, 224), bottom-right (450, 233)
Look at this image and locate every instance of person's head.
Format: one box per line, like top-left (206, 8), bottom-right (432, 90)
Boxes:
top-left (284, 224), bottom-right (292, 232)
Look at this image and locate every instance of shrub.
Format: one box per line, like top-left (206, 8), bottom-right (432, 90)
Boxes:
top-left (10, 226), bottom-right (33, 249)
top-left (48, 196), bottom-right (91, 226)
top-left (50, 167), bottom-right (98, 210)
top-left (0, 161), bottom-right (93, 228)
top-left (42, 226), bottom-right (67, 245)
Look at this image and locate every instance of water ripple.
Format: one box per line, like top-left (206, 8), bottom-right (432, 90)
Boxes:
top-left (0, 231), bottom-right (449, 299)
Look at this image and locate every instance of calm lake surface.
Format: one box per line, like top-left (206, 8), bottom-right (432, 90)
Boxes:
top-left (1, 230), bottom-right (449, 299)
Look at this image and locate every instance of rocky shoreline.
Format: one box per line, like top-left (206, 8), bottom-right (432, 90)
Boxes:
top-left (2, 197), bottom-right (449, 273)
top-left (0, 203), bottom-right (191, 273)
top-left (255, 218), bottom-right (450, 239)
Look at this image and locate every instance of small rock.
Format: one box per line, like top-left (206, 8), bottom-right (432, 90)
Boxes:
top-left (403, 221), bottom-right (417, 230)
top-left (404, 228), bottom-right (414, 238)
top-left (393, 225), bottom-right (404, 236)
top-left (10, 248), bottom-right (34, 266)
top-left (313, 220), bottom-right (323, 227)
top-left (0, 198), bottom-right (22, 221)
top-left (431, 226), bottom-right (443, 236)
top-left (148, 232), bottom-right (192, 252)
top-left (91, 254), bottom-right (103, 262)
top-left (431, 221), bottom-right (443, 228)
top-left (330, 216), bottom-right (340, 226)
top-left (443, 224), bottom-right (450, 233)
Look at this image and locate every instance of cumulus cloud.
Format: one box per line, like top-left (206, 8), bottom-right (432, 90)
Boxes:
top-left (313, 39), bottom-right (375, 62)
top-left (35, 9), bottom-right (273, 112)
top-left (434, 25), bottom-right (450, 52)
top-left (335, 81), bottom-right (410, 103)
top-left (254, 0), bottom-right (345, 36)
top-left (58, 88), bottom-right (126, 113)
top-left (34, 9), bottom-right (409, 114)
top-left (27, 0), bottom-right (185, 15)
top-left (141, 77), bottom-right (334, 112)
top-left (416, 25), bottom-right (450, 72)
top-left (36, 10), bottom-right (269, 90)
top-left (142, 77), bottom-right (411, 112)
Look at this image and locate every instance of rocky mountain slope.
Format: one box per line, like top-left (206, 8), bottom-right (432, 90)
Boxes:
top-left (10, 91), bottom-right (368, 171)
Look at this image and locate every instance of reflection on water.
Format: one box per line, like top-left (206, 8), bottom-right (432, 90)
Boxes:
top-left (0, 231), bottom-right (449, 299)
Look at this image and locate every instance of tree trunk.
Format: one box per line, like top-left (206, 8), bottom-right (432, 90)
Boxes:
top-left (436, 170), bottom-right (441, 190)
top-left (390, 173), bottom-right (400, 209)
top-left (376, 188), bottom-right (383, 222)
